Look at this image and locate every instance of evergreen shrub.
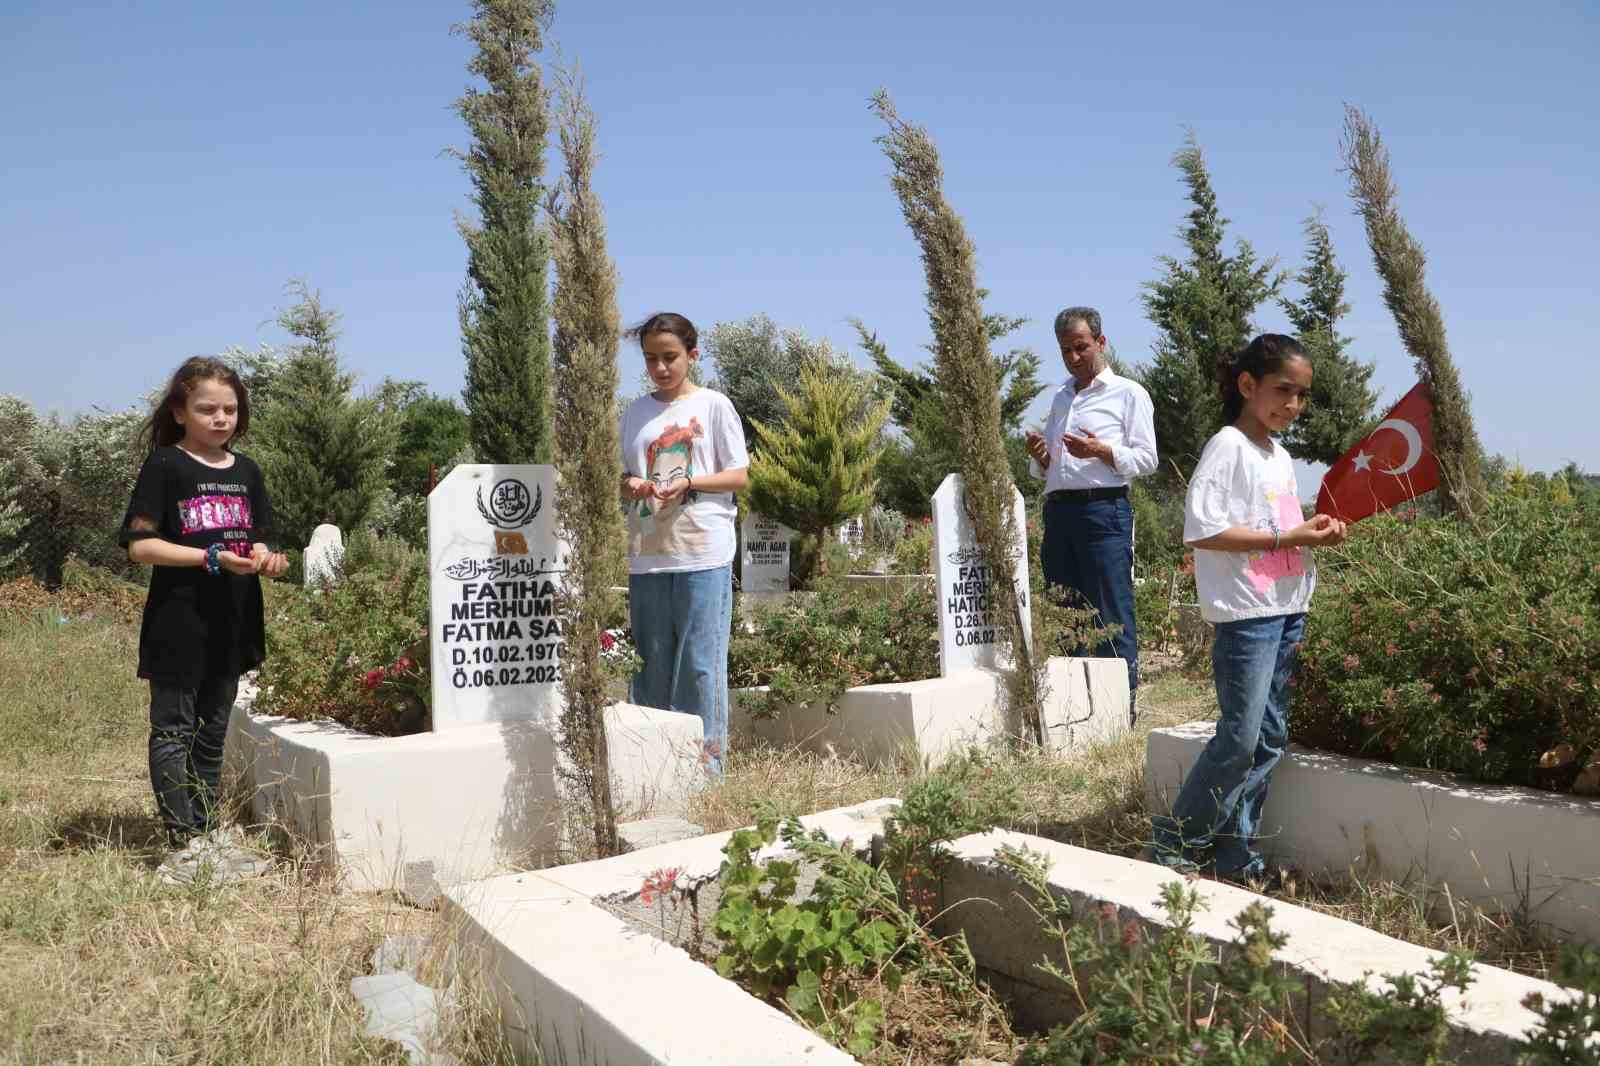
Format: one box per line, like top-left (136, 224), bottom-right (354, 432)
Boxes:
top-left (254, 533), bottom-right (429, 736)
top-left (1294, 478), bottom-right (1600, 789)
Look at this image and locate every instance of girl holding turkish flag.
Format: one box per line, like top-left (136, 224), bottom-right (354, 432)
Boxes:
top-left (1148, 335), bottom-right (1347, 889)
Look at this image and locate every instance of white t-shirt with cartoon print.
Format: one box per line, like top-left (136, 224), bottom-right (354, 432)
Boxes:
top-left (1183, 426), bottom-right (1316, 623)
top-left (620, 387), bottom-right (750, 575)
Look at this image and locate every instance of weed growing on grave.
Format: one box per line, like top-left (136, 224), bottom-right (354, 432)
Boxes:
top-left (1520, 944), bottom-right (1600, 1066)
top-left (997, 844), bottom-right (1476, 1065)
top-left (707, 753), bottom-right (1030, 1057)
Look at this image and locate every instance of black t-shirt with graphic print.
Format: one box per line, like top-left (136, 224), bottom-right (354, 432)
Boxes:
top-left (118, 446), bottom-right (276, 686)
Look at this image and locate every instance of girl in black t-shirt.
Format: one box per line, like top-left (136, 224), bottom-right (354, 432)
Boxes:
top-left (120, 357), bottom-right (289, 854)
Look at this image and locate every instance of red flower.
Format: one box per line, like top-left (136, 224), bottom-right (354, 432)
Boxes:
top-left (1342, 654), bottom-right (1360, 670)
top-left (600, 631), bottom-right (616, 652)
top-left (360, 669), bottom-right (384, 691)
top-left (640, 867), bottom-right (681, 905)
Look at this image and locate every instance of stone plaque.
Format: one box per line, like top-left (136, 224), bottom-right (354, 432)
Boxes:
top-left (931, 474), bottom-right (1032, 675)
top-left (740, 513), bottom-right (792, 594)
top-left (428, 464), bottom-right (566, 730)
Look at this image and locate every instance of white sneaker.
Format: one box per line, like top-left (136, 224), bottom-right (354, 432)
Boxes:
top-left (158, 828), bottom-right (271, 884)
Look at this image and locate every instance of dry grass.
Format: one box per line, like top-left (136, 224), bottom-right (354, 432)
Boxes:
top-left (0, 582), bottom-right (523, 1066)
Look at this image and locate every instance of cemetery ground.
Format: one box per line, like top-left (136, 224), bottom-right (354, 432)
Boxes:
top-left (0, 570), bottom-right (1579, 1064)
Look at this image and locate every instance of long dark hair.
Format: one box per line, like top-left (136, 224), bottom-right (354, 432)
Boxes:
top-left (628, 312), bottom-right (698, 352)
top-left (140, 356), bottom-right (250, 454)
top-left (1219, 334), bottom-right (1308, 423)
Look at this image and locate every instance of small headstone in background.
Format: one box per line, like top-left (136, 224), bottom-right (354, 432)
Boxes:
top-left (303, 523), bottom-right (344, 588)
top-left (836, 514), bottom-right (865, 549)
top-left (428, 464), bottom-right (566, 731)
top-left (931, 474), bottom-right (1033, 676)
top-left (740, 513), bottom-right (793, 593)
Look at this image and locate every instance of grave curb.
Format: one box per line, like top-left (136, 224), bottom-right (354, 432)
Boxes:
top-left (223, 686), bottom-right (705, 893)
top-left (1147, 721), bottom-right (1600, 943)
top-left (731, 656), bottom-right (1130, 766)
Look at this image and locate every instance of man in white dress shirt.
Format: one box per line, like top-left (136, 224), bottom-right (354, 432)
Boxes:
top-left (1026, 307), bottom-right (1158, 720)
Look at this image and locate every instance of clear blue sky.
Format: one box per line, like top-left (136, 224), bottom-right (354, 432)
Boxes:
top-left (4, 0), bottom-right (1596, 480)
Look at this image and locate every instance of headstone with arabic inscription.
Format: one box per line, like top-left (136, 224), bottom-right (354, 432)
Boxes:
top-left (428, 465), bottom-right (566, 731)
top-left (740, 513), bottom-right (793, 594)
top-left (931, 474), bottom-right (1033, 676)
top-left (836, 515), bottom-right (865, 549)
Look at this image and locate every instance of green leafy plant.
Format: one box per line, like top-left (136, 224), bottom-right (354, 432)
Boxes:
top-left (998, 847), bottom-right (1474, 1065)
top-left (1519, 944), bottom-right (1600, 1066)
top-left (254, 533), bottom-right (429, 736)
top-left (729, 576), bottom-right (940, 719)
top-left (1294, 477), bottom-right (1600, 789)
top-left (711, 811), bottom-right (909, 1056)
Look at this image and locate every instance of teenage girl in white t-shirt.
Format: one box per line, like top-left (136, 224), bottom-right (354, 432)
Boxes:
top-left (1147, 334), bottom-right (1347, 888)
top-left (619, 313), bottom-right (750, 774)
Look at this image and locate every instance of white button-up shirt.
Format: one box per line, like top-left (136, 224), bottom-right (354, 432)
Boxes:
top-left (1029, 367), bottom-right (1158, 491)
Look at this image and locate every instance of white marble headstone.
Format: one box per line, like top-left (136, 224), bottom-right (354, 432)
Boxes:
top-left (740, 513), bottom-right (793, 594)
top-left (428, 464), bottom-right (566, 731)
top-left (931, 474), bottom-right (1033, 675)
top-left (836, 515), bottom-right (865, 549)
top-left (303, 523), bottom-right (344, 588)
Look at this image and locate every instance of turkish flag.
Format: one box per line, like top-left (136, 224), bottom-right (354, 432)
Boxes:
top-left (1316, 382), bottom-right (1440, 522)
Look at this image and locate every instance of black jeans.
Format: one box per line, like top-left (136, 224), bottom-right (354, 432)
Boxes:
top-left (1041, 493), bottom-right (1139, 714)
top-left (148, 676), bottom-right (238, 847)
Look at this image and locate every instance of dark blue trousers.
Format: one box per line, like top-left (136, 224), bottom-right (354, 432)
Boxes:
top-left (1041, 493), bottom-right (1138, 709)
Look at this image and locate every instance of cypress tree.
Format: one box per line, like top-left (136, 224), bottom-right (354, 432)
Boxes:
top-left (871, 90), bottom-right (1043, 741)
top-left (454, 0), bottom-right (555, 465)
top-left (1139, 135), bottom-right (1280, 478)
top-left (745, 360), bottom-right (891, 579)
top-left (1341, 106), bottom-right (1484, 515)
top-left (252, 284), bottom-right (395, 550)
top-left (548, 67), bottom-right (623, 857)
top-left (1279, 212), bottom-right (1380, 464)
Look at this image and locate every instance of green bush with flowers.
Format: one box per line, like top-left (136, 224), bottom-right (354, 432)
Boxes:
top-left (255, 531), bottom-right (431, 736)
top-left (1293, 476), bottom-right (1600, 791)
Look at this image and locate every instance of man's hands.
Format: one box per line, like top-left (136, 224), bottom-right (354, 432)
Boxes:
top-left (1024, 430), bottom-right (1049, 467)
top-left (1062, 428), bottom-right (1115, 465)
top-left (1026, 428), bottom-right (1115, 468)
top-left (1286, 513), bottom-right (1347, 549)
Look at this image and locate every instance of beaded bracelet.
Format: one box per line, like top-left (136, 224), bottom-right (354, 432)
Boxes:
top-left (204, 542), bottom-right (223, 576)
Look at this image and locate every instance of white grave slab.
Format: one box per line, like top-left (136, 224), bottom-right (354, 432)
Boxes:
top-left (836, 514), bottom-right (865, 548)
top-left (740, 513), bottom-right (792, 593)
top-left (428, 465), bottom-right (566, 731)
top-left (303, 523), bottom-right (344, 588)
top-left (932, 474), bottom-right (1032, 675)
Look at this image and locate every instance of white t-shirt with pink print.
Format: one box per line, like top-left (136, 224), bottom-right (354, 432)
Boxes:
top-left (1183, 426), bottom-right (1316, 623)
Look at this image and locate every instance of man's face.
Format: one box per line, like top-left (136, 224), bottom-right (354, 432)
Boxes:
top-left (1057, 321), bottom-right (1105, 388)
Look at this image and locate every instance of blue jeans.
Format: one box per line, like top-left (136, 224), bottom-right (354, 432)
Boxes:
top-left (1151, 612), bottom-right (1306, 878)
top-left (628, 564), bottom-right (732, 774)
top-left (1041, 493), bottom-right (1138, 708)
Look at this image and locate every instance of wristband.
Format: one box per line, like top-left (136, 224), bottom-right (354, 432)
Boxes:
top-left (204, 542), bottom-right (223, 576)
top-left (1271, 530), bottom-right (1281, 552)
top-left (685, 474), bottom-right (694, 496)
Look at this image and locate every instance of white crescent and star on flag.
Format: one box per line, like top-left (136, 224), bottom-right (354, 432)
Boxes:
top-left (1348, 418), bottom-right (1424, 478)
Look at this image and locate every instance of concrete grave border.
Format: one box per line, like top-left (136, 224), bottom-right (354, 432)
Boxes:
top-left (224, 684), bottom-right (705, 896)
top-left (732, 657), bottom-right (1131, 766)
top-left (446, 800), bottom-right (1579, 1066)
top-left (1148, 721), bottom-right (1600, 943)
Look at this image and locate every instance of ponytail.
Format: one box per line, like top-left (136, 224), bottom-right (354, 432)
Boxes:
top-left (1219, 334), bottom-right (1308, 423)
